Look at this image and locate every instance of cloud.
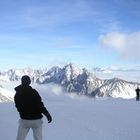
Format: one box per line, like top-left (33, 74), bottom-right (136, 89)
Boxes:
top-left (99, 31), bottom-right (140, 61)
top-left (0, 0), bottom-right (122, 34)
top-left (0, 0), bottom-right (96, 30)
top-left (33, 83), bottom-right (88, 101)
top-left (93, 65), bottom-right (140, 83)
top-left (20, 0), bottom-right (94, 28)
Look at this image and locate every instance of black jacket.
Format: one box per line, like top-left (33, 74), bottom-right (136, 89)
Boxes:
top-left (14, 85), bottom-right (50, 120)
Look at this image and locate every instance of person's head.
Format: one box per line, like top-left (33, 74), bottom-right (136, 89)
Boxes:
top-left (21, 75), bottom-right (31, 86)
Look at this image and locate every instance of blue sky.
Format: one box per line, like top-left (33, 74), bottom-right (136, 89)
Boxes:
top-left (0, 0), bottom-right (140, 69)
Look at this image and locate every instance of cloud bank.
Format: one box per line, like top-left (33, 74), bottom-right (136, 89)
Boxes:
top-left (93, 65), bottom-right (140, 83)
top-left (99, 31), bottom-right (140, 61)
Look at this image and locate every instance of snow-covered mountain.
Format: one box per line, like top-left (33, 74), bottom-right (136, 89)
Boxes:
top-left (0, 85), bottom-right (13, 102)
top-left (0, 68), bottom-right (44, 82)
top-left (37, 64), bottom-right (139, 99)
top-left (92, 78), bottom-right (138, 98)
top-left (0, 63), bottom-right (139, 100)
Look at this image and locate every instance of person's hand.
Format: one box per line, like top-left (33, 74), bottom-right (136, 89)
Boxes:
top-left (46, 114), bottom-right (52, 123)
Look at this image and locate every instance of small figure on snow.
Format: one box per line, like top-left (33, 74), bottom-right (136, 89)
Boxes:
top-left (14, 75), bottom-right (52, 140)
top-left (135, 87), bottom-right (140, 101)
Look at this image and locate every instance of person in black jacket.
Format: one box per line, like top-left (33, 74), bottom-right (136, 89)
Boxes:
top-left (14, 75), bottom-right (52, 140)
top-left (135, 87), bottom-right (140, 101)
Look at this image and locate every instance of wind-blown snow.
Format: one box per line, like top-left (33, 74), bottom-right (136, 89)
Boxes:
top-left (0, 83), bottom-right (140, 140)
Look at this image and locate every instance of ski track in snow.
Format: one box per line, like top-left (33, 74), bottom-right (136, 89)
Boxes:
top-left (0, 83), bottom-right (140, 140)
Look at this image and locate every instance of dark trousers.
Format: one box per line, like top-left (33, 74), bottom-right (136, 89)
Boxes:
top-left (136, 95), bottom-right (139, 101)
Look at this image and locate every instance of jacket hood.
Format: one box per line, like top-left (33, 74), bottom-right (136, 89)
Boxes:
top-left (15, 85), bottom-right (32, 92)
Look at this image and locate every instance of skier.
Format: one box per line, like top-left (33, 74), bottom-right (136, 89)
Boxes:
top-left (14, 75), bottom-right (52, 140)
top-left (135, 87), bottom-right (140, 101)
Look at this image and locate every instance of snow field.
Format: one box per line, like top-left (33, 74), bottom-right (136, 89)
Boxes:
top-left (0, 83), bottom-right (140, 140)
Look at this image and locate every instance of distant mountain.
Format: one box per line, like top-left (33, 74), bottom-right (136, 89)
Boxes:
top-left (92, 78), bottom-right (137, 98)
top-left (0, 64), bottom-right (139, 99)
top-left (37, 64), bottom-right (139, 99)
top-left (0, 85), bottom-right (13, 102)
top-left (0, 68), bottom-right (44, 82)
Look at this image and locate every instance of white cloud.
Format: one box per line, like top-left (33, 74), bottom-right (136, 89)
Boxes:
top-left (93, 65), bottom-right (140, 83)
top-left (21, 0), bottom-right (94, 28)
top-left (33, 83), bottom-right (88, 101)
top-left (99, 31), bottom-right (140, 61)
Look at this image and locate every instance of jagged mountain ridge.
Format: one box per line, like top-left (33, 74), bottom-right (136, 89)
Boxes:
top-left (37, 64), bottom-right (139, 99)
top-left (92, 78), bottom-right (137, 98)
top-left (0, 64), bottom-right (139, 99)
top-left (0, 85), bottom-right (13, 102)
top-left (0, 68), bottom-right (44, 82)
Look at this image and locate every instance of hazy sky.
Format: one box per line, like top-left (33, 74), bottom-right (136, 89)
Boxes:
top-left (0, 0), bottom-right (140, 69)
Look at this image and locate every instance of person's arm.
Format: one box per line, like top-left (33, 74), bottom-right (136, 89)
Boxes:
top-left (34, 90), bottom-right (52, 123)
top-left (14, 93), bottom-right (21, 112)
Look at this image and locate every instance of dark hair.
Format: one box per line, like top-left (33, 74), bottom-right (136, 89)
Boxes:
top-left (21, 75), bottom-right (31, 85)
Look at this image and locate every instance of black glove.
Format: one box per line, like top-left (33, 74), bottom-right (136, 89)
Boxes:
top-left (46, 113), bottom-right (52, 123)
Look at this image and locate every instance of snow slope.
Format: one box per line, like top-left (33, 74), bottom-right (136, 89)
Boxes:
top-left (0, 84), bottom-right (140, 140)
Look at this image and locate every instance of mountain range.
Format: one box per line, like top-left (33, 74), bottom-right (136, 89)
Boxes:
top-left (0, 63), bottom-right (139, 101)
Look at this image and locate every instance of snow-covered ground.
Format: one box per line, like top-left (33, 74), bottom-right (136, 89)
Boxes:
top-left (0, 83), bottom-right (140, 140)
